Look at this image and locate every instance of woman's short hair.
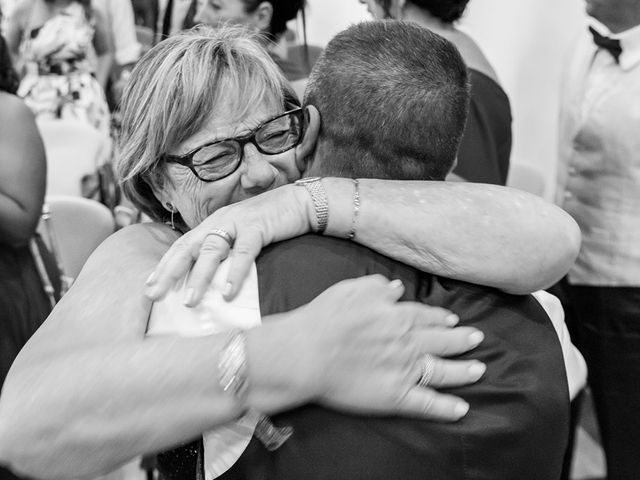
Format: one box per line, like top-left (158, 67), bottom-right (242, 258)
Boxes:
top-left (117, 25), bottom-right (296, 224)
top-left (379, 0), bottom-right (470, 23)
top-left (242, 0), bottom-right (305, 38)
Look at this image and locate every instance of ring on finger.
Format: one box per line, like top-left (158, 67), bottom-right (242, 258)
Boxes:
top-left (417, 353), bottom-right (437, 388)
top-left (205, 228), bottom-right (234, 248)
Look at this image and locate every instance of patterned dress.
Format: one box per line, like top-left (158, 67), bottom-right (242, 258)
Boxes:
top-left (17, 2), bottom-right (110, 134)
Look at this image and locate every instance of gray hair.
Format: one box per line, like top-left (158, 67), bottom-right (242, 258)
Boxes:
top-left (117, 25), bottom-right (296, 224)
top-left (304, 21), bottom-right (469, 181)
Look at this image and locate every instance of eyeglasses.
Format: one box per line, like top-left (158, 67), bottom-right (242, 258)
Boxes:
top-left (162, 108), bottom-right (305, 182)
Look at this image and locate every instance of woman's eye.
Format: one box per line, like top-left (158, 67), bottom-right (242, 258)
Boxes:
top-left (263, 130), bottom-right (289, 141)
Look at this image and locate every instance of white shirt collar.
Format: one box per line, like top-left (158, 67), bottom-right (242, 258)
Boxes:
top-left (589, 19), bottom-right (640, 70)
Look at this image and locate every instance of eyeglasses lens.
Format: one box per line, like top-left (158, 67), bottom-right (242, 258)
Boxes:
top-left (256, 113), bottom-right (302, 153)
top-left (193, 142), bottom-right (241, 181)
top-left (191, 111), bottom-right (302, 181)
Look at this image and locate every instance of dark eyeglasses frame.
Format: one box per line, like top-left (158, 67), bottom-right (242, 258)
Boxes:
top-left (161, 108), bottom-right (305, 183)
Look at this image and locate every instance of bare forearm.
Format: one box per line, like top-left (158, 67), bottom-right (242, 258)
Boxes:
top-left (0, 194), bottom-right (39, 246)
top-left (322, 178), bottom-right (581, 294)
top-left (0, 333), bottom-right (305, 479)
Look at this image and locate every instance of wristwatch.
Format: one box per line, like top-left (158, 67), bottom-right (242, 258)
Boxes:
top-left (295, 177), bottom-right (328, 234)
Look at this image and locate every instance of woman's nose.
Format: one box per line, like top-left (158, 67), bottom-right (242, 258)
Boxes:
top-left (240, 145), bottom-right (277, 192)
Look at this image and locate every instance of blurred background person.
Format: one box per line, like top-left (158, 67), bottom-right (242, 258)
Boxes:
top-left (5, 0), bottom-right (113, 134)
top-left (555, 0), bottom-right (640, 478)
top-left (193, 0), bottom-right (319, 97)
top-left (0, 28), bottom-right (59, 480)
top-left (93, 0), bottom-right (141, 109)
top-left (359, 0), bottom-right (511, 185)
top-left (155, 0), bottom-right (194, 42)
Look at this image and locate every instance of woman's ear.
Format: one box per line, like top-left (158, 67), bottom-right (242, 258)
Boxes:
top-left (253, 1), bottom-right (274, 33)
top-left (295, 105), bottom-right (321, 172)
top-left (146, 171), bottom-right (175, 213)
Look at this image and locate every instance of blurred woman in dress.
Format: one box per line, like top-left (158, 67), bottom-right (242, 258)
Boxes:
top-left (5, 0), bottom-right (113, 133)
top-left (0, 28), bottom-right (60, 480)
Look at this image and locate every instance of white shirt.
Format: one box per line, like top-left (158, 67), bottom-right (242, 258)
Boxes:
top-left (556, 20), bottom-right (640, 286)
top-left (148, 259), bottom-right (261, 479)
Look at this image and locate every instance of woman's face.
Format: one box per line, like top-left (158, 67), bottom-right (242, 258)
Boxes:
top-left (194, 0), bottom-right (257, 30)
top-left (160, 99), bottom-right (302, 229)
top-left (358, 0), bottom-right (388, 20)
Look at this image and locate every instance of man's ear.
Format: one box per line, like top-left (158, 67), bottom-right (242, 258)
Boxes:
top-left (295, 104), bottom-right (321, 172)
top-left (253, 1), bottom-right (273, 33)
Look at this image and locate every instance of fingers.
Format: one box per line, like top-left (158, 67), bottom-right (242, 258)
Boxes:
top-left (416, 354), bottom-right (486, 389)
top-left (320, 275), bottom-right (405, 303)
top-left (394, 302), bottom-right (459, 329)
top-left (145, 234), bottom-right (199, 300)
top-left (181, 232), bottom-right (231, 306)
top-left (223, 230), bottom-right (266, 300)
top-left (412, 326), bottom-right (484, 357)
top-left (398, 387), bottom-right (470, 422)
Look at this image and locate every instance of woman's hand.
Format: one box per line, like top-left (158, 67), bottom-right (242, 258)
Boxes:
top-left (248, 275), bottom-right (486, 422)
top-left (146, 184), bottom-right (311, 305)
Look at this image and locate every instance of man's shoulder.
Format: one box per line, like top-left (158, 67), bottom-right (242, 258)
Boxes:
top-left (256, 235), bottom-right (426, 314)
top-left (257, 234), bottom-right (407, 280)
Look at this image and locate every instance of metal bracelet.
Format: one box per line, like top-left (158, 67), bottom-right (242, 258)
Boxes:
top-left (348, 179), bottom-right (360, 240)
top-left (295, 177), bottom-right (329, 234)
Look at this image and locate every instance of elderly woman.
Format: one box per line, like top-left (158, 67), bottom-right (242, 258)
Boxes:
top-left (0, 26), bottom-right (578, 479)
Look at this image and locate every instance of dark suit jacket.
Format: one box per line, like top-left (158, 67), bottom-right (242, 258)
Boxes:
top-left (159, 235), bottom-right (570, 480)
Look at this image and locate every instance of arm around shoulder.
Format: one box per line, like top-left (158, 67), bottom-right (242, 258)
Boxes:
top-left (323, 178), bottom-right (581, 294)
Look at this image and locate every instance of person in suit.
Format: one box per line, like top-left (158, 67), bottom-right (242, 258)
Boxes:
top-left (154, 21), bottom-right (574, 480)
top-left (555, 0), bottom-right (640, 477)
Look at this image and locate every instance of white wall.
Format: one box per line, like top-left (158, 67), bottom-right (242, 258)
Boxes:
top-left (298, 0), bottom-right (589, 199)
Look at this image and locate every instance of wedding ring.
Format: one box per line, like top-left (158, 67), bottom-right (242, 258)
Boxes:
top-left (418, 354), bottom-right (437, 388)
top-left (206, 228), bottom-right (234, 248)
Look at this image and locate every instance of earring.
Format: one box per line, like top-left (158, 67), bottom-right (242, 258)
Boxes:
top-left (166, 202), bottom-right (176, 230)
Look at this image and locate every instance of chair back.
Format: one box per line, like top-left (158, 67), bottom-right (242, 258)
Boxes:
top-left (37, 118), bottom-right (112, 197)
top-left (38, 195), bottom-right (115, 285)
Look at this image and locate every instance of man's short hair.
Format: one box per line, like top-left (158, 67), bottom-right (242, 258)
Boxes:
top-left (304, 21), bottom-right (470, 181)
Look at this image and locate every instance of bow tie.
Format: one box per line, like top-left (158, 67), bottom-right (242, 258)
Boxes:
top-left (589, 26), bottom-right (622, 63)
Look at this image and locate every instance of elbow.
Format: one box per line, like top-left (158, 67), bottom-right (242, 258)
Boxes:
top-left (540, 209), bottom-right (581, 288)
top-left (0, 404), bottom-right (39, 479)
top-left (0, 376), bottom-right (81, 480)
top-left (0, 395), bottom-right (50, 479)
top-left (559, 213), bottom-right (582, 269)
top-left (505, 209), bottom-right (582, 295)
